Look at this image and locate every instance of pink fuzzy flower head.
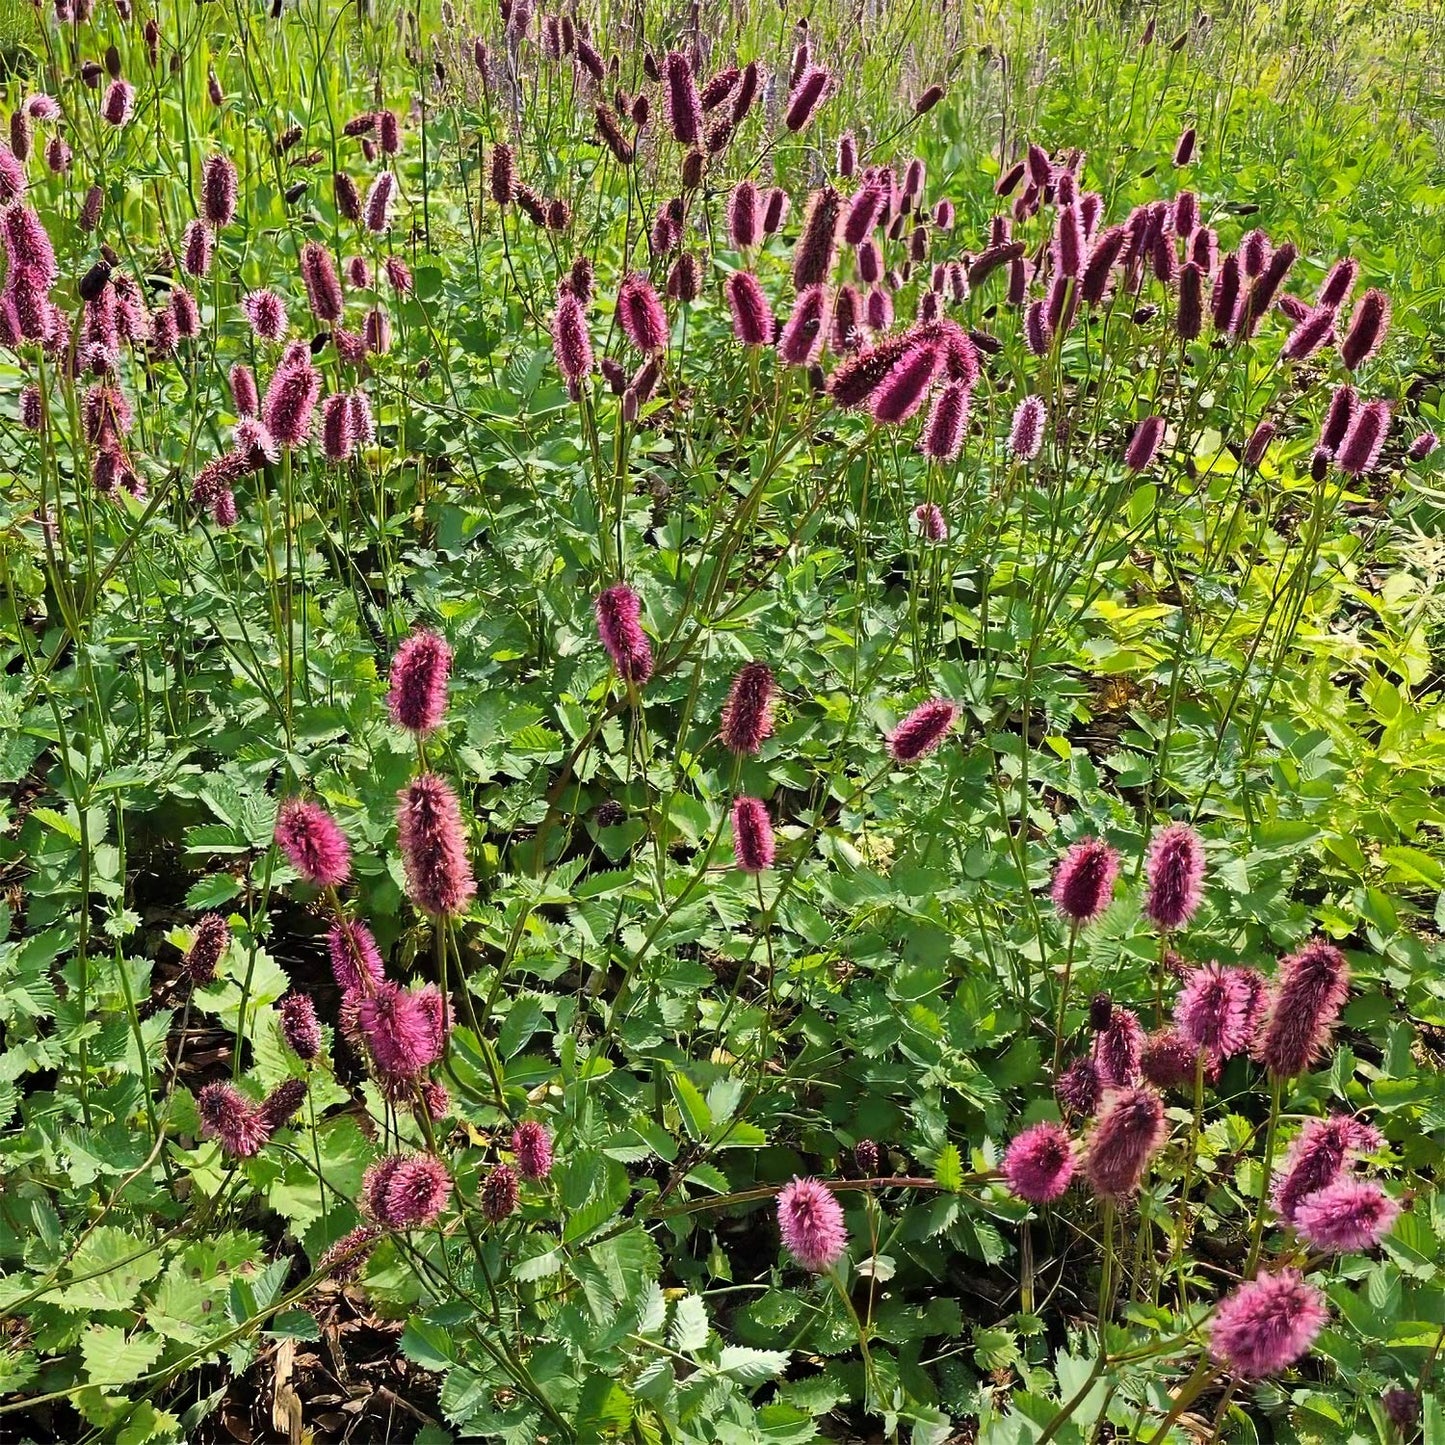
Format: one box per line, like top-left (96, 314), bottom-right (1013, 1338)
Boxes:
top-left (327, 919), bottom-right (385, 994)
top-left (1055, 1055), bottom-right (1101, 1116)
top-left (595, 584), bottom-right (653, 684)
top-left (732, 795), bottom-right (775, 873)
top-left (842, 177), bottom-right (884, 247)
top-left (320, 393), bottom-right (359, 461)
top-left (726, 271), bottom-right (773, 347)
top-left (1320, 384), bottom-right (1357, 456)
top-left (183, 913), bottom-right (230, 985)
top-left (727, 180), bottom-right (760, 249)
top-left (1082, 1085), bottom-right (1166, 1199)
top-left (836, 131), bottom-right (856, 177)
top-left (360, 979), bottom-right (447, 1078)
top-left (512, 1120), bottom-right (554, 1180)
top-left (1010, 395), bottom-right (1046, 461)
top-left (198, 1080), bottom-right (271, 1158)
top-left (721, 661), bottom-right (776, 755)
top-left (1410, 431), bottom-right (1439, 461)
top-left (1001, 1121), bottom-right (1075, 1203)
top-left (793, 186), bottom-right (842, 291)
top-left (259, 1077), bottom-right (308, 1132)
top-left (784, 65), bottom-right (831, 132)
top-left (913, 501), bottom-right (948, 542)
top-left (1144, 822), bottom-right (1205, 932)
top-left (274, 798), bottom-right (351, 888)
top-left (101, 80), bottom-right (134, 126)
top-left (662, 50), bottom-right (703, 145)
top-left (397, 774), bottom-right (476, 916)
top-left (262, 356), bottom-right (322, 448)
top-left (388, 628), bottom-right (452, 736)
top-left (300, 241), bottom-right (344, 323)
top-left (922, 381), bottom-right (969, 461)
top-left (1125, 414), bottom-right (1166, 472)
top-left (280, 994), bottom-right (322, 1061)
top-left (1175, 963), bottom-right (1266, 1057)
top-left (481, 1162), bottom-right (520, 1222)
top-left (1094, 1006), bottom-right (1144, 1089)
top-left (617, 271), bottom-right (667, 354)
top-left (202, 153), bottom-right (237, 227)
top-left (552, 290), bottom-right (593, 385)
top-left (243, 289), bottom-right (287, 342)
top-left (1051, 837), bottom-right (1121, 926)
top-left (1294, 1178), bottom-right (1399, 1253)
top-left (365, 1154), bottom-right (451, 1228)
top-left (1340, 287), bottom-right (1390, 371)
top-left (778, 285), bottom-right (829, 366)
top-left (319, 1224), bottom-right (380, 1282)
top-left (1336, 399), bottom-right (1391, 476)
top-left (777, 1178), bottom-right (847, 1271)
top-left (182, 220), bottom-right (213, 278)
top-left (1243, 419), bottom-right (1277, 469)
top-left (887, 697), bottom-right (957, 763)
top-left (1272, 1113), bottom-right (1383, 1223)
top-left (1209, 1270), bottom-right (1328, 1378)
top-left (230, 363), bottom-right (259, 417)
top-left (1140, 1027), bottom-right (1206, 1090)
top-left (871, 342), bottom-right (941, 426)
top-left (1256, 938), bottom-right (1350, 1079)
top-left (364, 171), bottom-right (396, 233)
top-left (1318, 257), bottom-right (1359, 309)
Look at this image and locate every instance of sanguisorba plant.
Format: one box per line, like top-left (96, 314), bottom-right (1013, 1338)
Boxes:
top-left (0, 0), bottom-right (1439, 1440)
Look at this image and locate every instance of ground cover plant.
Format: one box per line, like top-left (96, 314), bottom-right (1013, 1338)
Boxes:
top-left (1, 0), bottom-right (1444, 1440)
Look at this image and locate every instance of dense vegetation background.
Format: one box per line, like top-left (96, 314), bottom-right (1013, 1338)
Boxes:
top-left (0, 0), bottom-right (1443, 1440)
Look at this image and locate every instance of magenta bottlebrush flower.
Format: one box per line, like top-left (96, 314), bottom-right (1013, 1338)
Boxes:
top-left (259, 1077), bottom-right (308, 1131)
top-left (368, 1154), bottom-right (452, 1228)
top-left (262, 357), bottom-right (322, 448)
top-left (23, 93), bottom-right (60, 122)
top-left (1082, 1085), bottom-right (1166, 1198)
top-left (784, 65), bottom-right (831, 131)
top-left (512, 1120), bottom-right (554, 1180)
top-left (1320, 384), bottom-right (1358, 456)
top-left (1173, 126), bottom-right (1197, 165)
top-left (327, 919), bottom-right (385, 995)
top-left (101, 79), bottom-right (134, 126)
top-left (1124, 415), bottom-right (1166, 471)
top-left (280, 994), bottom-right (322, 1061)
top-left (1318, 258), bottom-right (1359, 309)
top-left (202, 154), bottom-right (237, 227)
top-left (721, 661), bottom-right (776, 755)
top-left (481, 1162), bottom-right (520, 1222)
top-left (364, 171), bottom-right (396, 233)
top-left (397, 774), bottom-right (476, 916)
top-left (732, 796), bottom-right (775, 873)
top-left (1243, 419), bottom-right (1277, 469)
top-left (1294, 1178), bottom-right (1399, 1254)
top-left (1239, 229), bottom-right (1271, 279)
top-left (792, 186), bottom-right (842, 290)
top-left (388, 628), bottom-right (452, 736)
top-left (762, 186), bottom-right (789, 235)
top-left (913, 501), bottom-right (948, 542)
top-left (0, 143), bottom-right (24, 206)
top-left (778, 285), bottom-right (829, 366)
top-left (360, 979), bottom-right (447, 1078)
top-left (182, 220), bottom-right (213, 278)
top-left (1256, 937), bottom-right (1350, 1079)
top-left (1209, 1270), bottom-right (1328, 1378)
top-left (726, 271), bottom-right (773, 347)
top-left (594, 584), bottom-right (654, 684)
top-left (197, 1080), bottom-right (271, 1158)
top-left (1175, 963), bottom-right (1267, 1058)
top-left (616, 271), bottom-right (667, 354)
top-left (1010, 395), bottom-right (1047, 461)
top-left (1272, 1114), bottom-right (1383, 1223)
top-left (1281, 305), bottom-right (1336, 363)
top-left (830, 283), bottom-right (860, 352)
top-left (183, 913), bottom-right (230, 985)
top-left (1172, 190), bottom-right (1199, 238)
top-left (887, 697), bottom-right (957, 763)
top-left (856, 238), bottom-right (882, 285)
top-left (1242, 242), bottom-right (1298, 336)
top-left (230, 363), bottom-right (259, 417)
top-left (320, 393), bottom-right (359, 461)
top-left (300, 241), bottom-right (344, 323)
top-left (842, 178), bottom-right (884, 247)
top-left (864, 285), bottom-right (893, 331)
top-left (1340, 287), bottom-right (1390, 371)
top-left (1143, 822), bottom-right (1205, 931)
top-left (3, 206), bottom-right (56, 283)
top-left (1056, 1055), bottom-right (1101, 1116)
top-left (777, 1178), bottom-right (847, 1271)
top-left (1095, 1006), bottom-right (1144, 1089)
top-left (18, 382), bottom-right (41, 431)
top-left (662, 50), bottom-right (703, 144)
top-left (242, 289), bottom-right (287, 342)
top-left (551, 290), bottom-right (592, 385)
top-left (235, 417), bottom-right (279, 465)
top-left (1053, 203), bottom-right (1085, 278)
top-left (1410, 431), bottom-right (1439, 461)
top-left (1336, 399), bottom-right (1391, 476)
top-left (45, 135), bottom-right (69, 173)
top-left (362, 307), bottom-right (391, 354)
top-left (1001, 1121), bottom-right (1075, 1203)
top-left (836, 131), bottom-right (857, 177)
top-left (319, 1223), bottom-right (380, 1282)
top-left (922, 381), bottom-right (969, 461)
top-left (870, 342), bottom-right (940, 425)
top-left (170, 285), bottom-right (200, 338)
top-left (1079, 224), bottom-right (1124, 304)
top-left (1141, 1027), bottom-right (1205, 1090)
top-left (1024, 301), bottom-right (1052, 358)
top-left (1051, 837), bottom-right (1121, 926)
top-left (1211, 252), bottom-right (1242, 333)
top-left (384, 255), bottom-right (412, 294)
top-left (727, 180), bottom-right (760, 249)
top-left (274, 798), bottom-right (351, 888)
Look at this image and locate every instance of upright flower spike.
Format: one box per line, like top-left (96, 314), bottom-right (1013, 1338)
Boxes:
top-left (616, 271), bottom-right (667, 354)
top-left (726, 271), bottom-right (773, 347)
top-left (1082, 1085), bottom-right (1166, 1199)
top-left (784, 65), bottom-right (831, 131)
top-left (1339, 287), bottom-right (1390, 371)
top-left (327, 919), bottom-right (385, 994)
top-left (197, 1080), bottom-right (271, 1158)
top-left (280, 994), bottom-right (322, 1061)
top-left (360, 980), bottom-right (447, 1079)
top-left (1255, 938), bottom-right (1350, 1078)
top-left (870, 342), bottom-right (941, 426)
top-left (387, 628), bottom-right (452, 737)
top-left (365, 1154), bottom-right (452, 1228)
top-left (886, 698), bottom-right (957, 763)
top-left (777, 1178), bottom-right (847, 1271)
top-left (1055, 1055), bottom-right (1101, 1116)
top-left (1174, 964), bottom-right (1267, 1058)
top-left (727, 180), bottom-right (760, 249)
top-left (1143, 822), bottom-right (1205, 931)
top-left (1051, 837), bottom-right (1121, 926)
top-left (1271, 1114), bottom-right (1383, 1223)
top-left (262, 356), bottom-right (322, 448)
top-left (182, 914), bottom-right (230, 985)
top-left (778, 285), bottom-right (829, 366)
top-left (662, 51), bottom-right (703, 145)
top-left (274, 799), bottom-right (351, 888)
top-left (1009, 396), bottom-right (1046, 461)
top-left (1336, 399), bottom-right (1391, 476)
top-left (594, 584), bottom-right (653, 684)
top-left (1124, 415), bottom-right (1166, 471)
top-left (1209, 1271), bottom-right (1328, 1378)
top-left (1001, 1122), bottom-right (1075, 1203)
top-left (397, 775), bottom-right (476, 916)
top-left (1095, 1006), bottom-right (1144, 1089)
top-left (731, 796), bottom-right (775, 873)
top-left (481, 1162), bottom-right (520, 1221)
top-left (512, 1120), bottom-right (554, 1180)
top-left (792, 186), bottom-right (842, 290)
top-left (922, 381), bottom-right (969, 461)
top-left (720, 662), bottom-right (776, 755)
top-left (1293, 1178), bottom-right (1399, 1253)
top-left (299, 241), bottom-right (344, 323)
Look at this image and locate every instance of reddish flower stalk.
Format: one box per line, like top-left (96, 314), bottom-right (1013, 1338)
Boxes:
top-left (731, 796), bottom-right (775, 873)
top-left (396, 775), bottom-right (477, 916)
top-left (721, 662), bottom-right (776, 755)
top-left (1255, 937), bottom-right (1350, 1078)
